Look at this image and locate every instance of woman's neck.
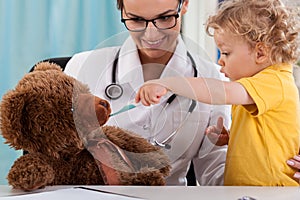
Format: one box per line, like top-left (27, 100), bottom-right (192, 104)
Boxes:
top-left (139, 50), bottom-right (173, 81)
top-left (139, 50), bottom-right (173, 65)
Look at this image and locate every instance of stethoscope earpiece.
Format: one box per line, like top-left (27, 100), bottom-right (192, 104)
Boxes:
top-left (154, 140), bottom-right (172, 149)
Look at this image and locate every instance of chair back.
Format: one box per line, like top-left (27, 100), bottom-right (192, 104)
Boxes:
top-left (29, 57), bottom-right (72, 72)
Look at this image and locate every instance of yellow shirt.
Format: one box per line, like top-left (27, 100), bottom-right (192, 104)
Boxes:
top-left (224, 63), bottom-right (300, 186)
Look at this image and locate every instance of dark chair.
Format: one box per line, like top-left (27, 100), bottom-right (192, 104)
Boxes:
top-left (26, 56), bottom-right (197, 186)
top-left (29, 57), bottom-right (72, 72)
top-left (186, 161), bottom-right (197, 186)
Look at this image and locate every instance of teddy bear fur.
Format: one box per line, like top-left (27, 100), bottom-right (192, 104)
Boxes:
top-left (0, 62), bottom-right (170, 191)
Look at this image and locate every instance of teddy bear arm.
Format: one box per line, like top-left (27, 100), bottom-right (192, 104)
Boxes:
top-left (87, 138), bottom-right (132, 185)
top-left (89, 142), bottom-right (167, 186)
top-left (103, 126), bottom-right (166, 154)
top-left (68, 150), bottom-right (105, 185)
top-left (119, 169), bottom-right (167, 185)
top-left (7, 153), bottom-right (55, 191)
top-left (130, 151), bottom-right (171, 177)
top-left (103, 127), bottom-right (171, 176)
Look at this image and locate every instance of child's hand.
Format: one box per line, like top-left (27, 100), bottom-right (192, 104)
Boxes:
top-left (135, 83), bottom-right (168, 106)
top-left (205, 117), bottom-right (229, 146)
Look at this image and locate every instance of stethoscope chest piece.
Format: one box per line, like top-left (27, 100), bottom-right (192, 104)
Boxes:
top-left (105, 83), bottom-right (123, 100)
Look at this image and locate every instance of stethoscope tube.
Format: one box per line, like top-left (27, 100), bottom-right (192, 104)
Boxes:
top-left (105, 49), bottom-right (198, 100)
top-left (105, 49), bottom-right (123, 100)
top-left (106, 48), bottom-right (198, 149)
top-left (154, 99), bottom-right (196, 149)
top-left (152, 52), bottom-right (198, 148)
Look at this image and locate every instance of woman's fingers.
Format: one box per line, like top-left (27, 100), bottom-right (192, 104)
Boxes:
top-left (287, 155), bottom-right (300, 179)
top-left (216, 117), bottom-right (224, 131)
top-left (205, 117), bottom-right (229, 146)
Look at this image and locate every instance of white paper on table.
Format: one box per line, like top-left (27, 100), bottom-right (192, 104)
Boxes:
top-left (2, 187), bottom-right (144, 200)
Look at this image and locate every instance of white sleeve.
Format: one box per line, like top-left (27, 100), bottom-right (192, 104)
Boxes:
top-left (193, 143), bottom-right (227, 185)
top-left (192, 55), bottom-right (231, 186)
top-left (193, 99), bottom-right (230, 185)
top-left (64, 51), bottom-right (92, 79)
top-left (193, 102), bottom-right (230, 186)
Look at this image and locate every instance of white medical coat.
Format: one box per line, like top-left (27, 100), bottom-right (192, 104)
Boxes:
top-left (64, 36), bottom-right (231, 185)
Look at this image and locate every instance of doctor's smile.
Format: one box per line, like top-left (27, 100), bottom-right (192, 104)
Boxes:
top-left (141, 37), bottom-right (166, 49)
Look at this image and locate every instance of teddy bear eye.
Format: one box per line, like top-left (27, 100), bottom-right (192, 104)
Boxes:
top-left (99, 101), bottom-right (108, 108)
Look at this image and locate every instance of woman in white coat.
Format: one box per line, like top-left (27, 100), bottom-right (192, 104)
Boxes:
top-left (64, 0), bottom-right (231, 186)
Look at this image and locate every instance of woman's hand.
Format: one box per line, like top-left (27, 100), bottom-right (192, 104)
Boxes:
top-left (205, 117), bottom-right (229, 146)
top-left (287, 155), bottom-right (300, 180)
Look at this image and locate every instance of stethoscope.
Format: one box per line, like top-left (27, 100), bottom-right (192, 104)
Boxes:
top-left (105, 49), bottom-right (198, 149)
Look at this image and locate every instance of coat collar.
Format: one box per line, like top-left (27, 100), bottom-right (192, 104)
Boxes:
top-left (117, 36), bottom-right (192, 90)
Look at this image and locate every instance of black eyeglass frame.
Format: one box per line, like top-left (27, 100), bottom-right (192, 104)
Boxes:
top-left (121, 0), bottom-right (183, 32)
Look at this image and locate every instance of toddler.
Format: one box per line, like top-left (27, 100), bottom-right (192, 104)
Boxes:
top-left (135, 0), bottom-right (300, 186)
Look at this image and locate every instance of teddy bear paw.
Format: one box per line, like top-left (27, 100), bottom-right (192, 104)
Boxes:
top-left (7, 154), bottom-right (55, 191)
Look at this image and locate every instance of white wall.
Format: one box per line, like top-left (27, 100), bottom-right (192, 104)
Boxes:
top-left (182, 0), bottom-right (218, 62)
top-left (182, 0), bottom-right (300, 62)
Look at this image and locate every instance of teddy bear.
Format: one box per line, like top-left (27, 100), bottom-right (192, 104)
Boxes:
top-left (0, 62), bottom-right (171, 191)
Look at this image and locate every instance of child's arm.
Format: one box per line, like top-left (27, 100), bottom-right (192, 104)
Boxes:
top-left (135, 77), bottom-right (254, 105)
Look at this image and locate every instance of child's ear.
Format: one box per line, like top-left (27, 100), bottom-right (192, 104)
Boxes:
top-left (255, 42), bottom-right (269, 64)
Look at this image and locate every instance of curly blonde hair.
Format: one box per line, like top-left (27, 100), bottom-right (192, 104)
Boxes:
top-left (206, 0), bottom-right (300, 64)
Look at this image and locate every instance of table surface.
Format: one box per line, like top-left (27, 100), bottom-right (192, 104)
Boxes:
top-left (0, 185), bottom-right (299, 200)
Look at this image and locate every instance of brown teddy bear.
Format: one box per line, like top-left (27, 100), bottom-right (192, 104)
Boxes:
top-left (0, 62), bottom-right (170, 191)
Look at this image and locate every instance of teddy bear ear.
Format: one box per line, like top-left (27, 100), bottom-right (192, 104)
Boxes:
top-left (32, 61), bottom-right (62, 72)
top-left (0, 89), bottom-right (30, 150)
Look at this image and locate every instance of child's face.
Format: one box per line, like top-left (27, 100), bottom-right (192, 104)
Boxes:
top-left (214, 30), bottom-right (262, 81)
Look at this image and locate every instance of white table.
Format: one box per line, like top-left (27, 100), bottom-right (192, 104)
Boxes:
top-left (0, 185), bottom-right (299, 200)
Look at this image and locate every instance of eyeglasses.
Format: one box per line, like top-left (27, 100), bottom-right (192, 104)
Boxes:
top-left (121, 0), bottom-right (183, 32)
top-left (121, 14), bottom-right (180, 32)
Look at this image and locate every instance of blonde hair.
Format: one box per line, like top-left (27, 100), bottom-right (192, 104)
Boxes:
top-left (206, 0), bottom-right (300, 64)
